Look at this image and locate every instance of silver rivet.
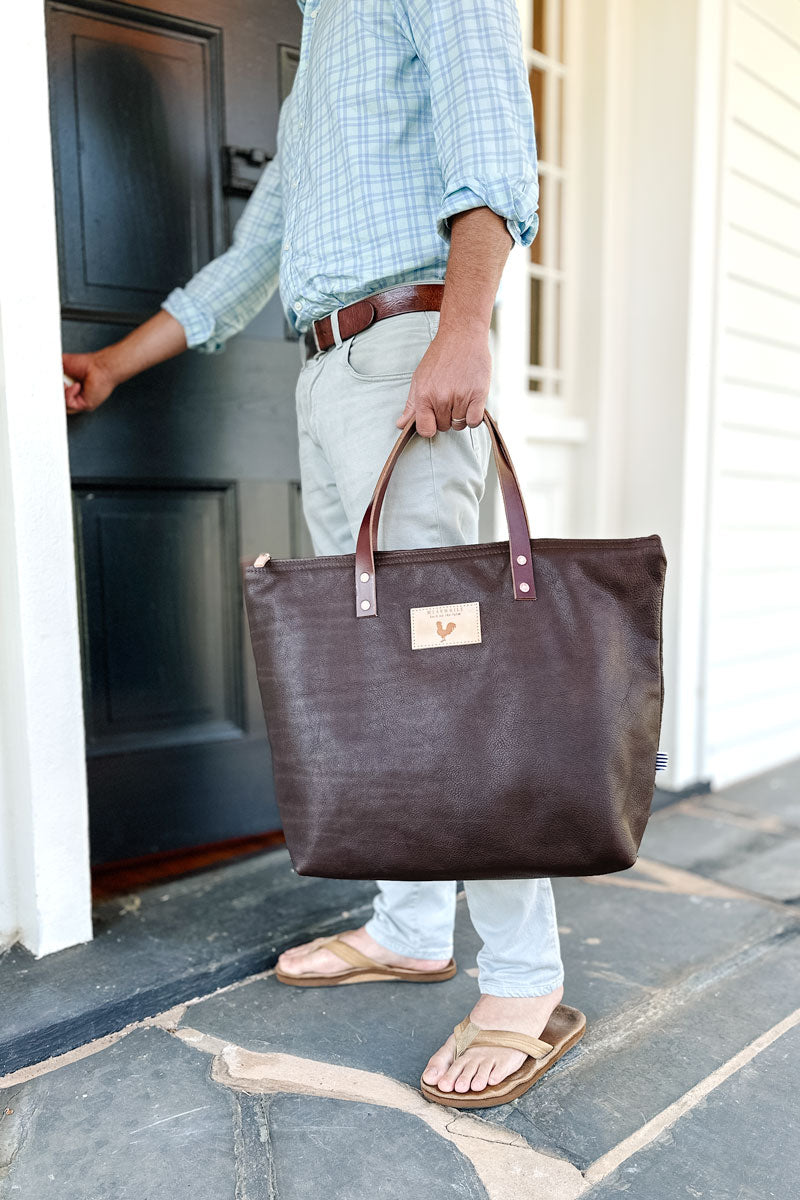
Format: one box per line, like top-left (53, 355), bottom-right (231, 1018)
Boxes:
top-left (360, 572), bottom-right (370, 583)
top-left (519, 582), bottom-right (530, 593)
top-left (360, 600), bottom-right (371, 610)
top-left (516, 555), bottom-right (527, 565)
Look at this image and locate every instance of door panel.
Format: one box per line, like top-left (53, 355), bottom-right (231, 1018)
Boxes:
top-left (75, 484), bottom-right (242, 752)
top-left (47, 6), bottom-right (223, 321)
top-left (47, 0), bottom-right (304, 863)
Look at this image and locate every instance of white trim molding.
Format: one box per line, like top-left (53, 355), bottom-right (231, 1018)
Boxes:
top-left (0, 0), bottom-right (93, 954)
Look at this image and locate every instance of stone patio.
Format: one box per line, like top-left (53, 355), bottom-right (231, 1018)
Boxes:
top-left (2, 759), bottom-right (798, 1199)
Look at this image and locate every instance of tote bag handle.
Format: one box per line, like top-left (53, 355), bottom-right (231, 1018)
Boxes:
top-left (354, 410), bottom-right (537, 617)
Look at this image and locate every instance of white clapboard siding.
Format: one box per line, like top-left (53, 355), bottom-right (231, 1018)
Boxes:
top-left (725, 275), bottom-right (800, 344)
top-left (726, 227), bottom-right (800, 299)
top-left (720, 381), bottom-right (800, 434)
top-left (702, 0), bottom-right (800, 786)
top-left (708, 567), bottom-right (800, 617)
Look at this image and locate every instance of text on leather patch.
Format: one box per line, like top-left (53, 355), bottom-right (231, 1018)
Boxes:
top-left (410, 602), bottom-right (481, 650)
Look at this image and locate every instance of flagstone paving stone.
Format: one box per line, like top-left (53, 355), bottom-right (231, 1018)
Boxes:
top-left (491, 923), bottom-right (800, 1169)
top-left (267, 1094), bottom-right (488, 1200)
top-left (0, 852), bottom-right (376, 1075)
top-left (0, 1028), bottom-right (235, 1199)
top-left (581, 1023), bottom-right (800, 1200)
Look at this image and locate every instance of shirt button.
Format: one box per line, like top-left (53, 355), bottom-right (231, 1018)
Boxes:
top-left (293, 301), bottom-right (303, 313)
top-left (310, 7), bottom-right (318, 15)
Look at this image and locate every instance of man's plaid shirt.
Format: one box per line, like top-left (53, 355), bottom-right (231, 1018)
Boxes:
top-left (163, 0), bottom-right (539, 349)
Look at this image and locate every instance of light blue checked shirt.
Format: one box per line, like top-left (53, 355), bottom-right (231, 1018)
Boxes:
top-left (162, 0), bottom-right (539, 348)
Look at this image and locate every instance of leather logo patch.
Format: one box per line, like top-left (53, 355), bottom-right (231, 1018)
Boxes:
top-left (410, 602), bottom-right (481, 650)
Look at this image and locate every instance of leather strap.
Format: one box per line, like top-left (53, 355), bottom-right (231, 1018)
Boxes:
top-left (322, 938), bottom-right (381, 970)
top-left (304, 283), bottom-right (445, 358)
top-left (453, 1018), bottom-right (553, 1062)
top-left (354, 410), bottom-right (537, 618)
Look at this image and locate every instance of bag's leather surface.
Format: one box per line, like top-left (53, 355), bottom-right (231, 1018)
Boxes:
top-left (243, 412), bottom-right (666, 881)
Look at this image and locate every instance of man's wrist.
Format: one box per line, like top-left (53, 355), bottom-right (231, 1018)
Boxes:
top-left (436, 312), bottom-right (492, 341)
top-left (95, 345), bottom-right (128, 388)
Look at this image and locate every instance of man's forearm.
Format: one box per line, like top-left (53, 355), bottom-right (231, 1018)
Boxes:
top-left (397, 206), bottom-right (513, 435)
top-left (438, 207), bottom-right (514, 337)
top-left (97, 310), bottom-right (188, 386)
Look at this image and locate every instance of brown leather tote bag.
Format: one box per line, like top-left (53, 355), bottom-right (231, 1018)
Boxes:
top-left (243, 411), bottom-right (666, 881)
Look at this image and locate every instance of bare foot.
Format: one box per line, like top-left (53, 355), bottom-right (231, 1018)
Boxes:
top-left (421, 986), bottom-right (564, 1094)
top-left (276, 926), bottom-right (451, 979)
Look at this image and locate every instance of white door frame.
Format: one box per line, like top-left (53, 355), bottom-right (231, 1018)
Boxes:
top-left (575, 0), bottom-right (727, 791)
top-left (0, 1), bottom-right (93, 955)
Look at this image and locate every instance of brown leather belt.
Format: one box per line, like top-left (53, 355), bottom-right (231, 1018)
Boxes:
top-left (303, 282), bottom-right (445, 360)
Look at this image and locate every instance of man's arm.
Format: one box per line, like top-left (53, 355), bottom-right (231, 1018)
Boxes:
top-left (396, 207), bottom-right (512, 436)
top-left (64, 149), bottom-right (284, 414)
top-left (64, 310), bottom-right (187, 414)
top-left (395, 0), bottom-right (539, 436)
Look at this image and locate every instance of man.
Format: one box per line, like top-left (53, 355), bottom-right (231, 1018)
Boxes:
top-left (64, 0), bottom-right (568, 1106)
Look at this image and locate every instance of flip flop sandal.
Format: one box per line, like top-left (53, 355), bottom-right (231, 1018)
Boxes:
top-left (275, 934), bottom-right (457, 987)
top-left (420, 1003), bottom-right (586, 1109)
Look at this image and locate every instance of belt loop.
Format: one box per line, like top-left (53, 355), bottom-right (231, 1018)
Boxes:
top-left (312, 322), bottom-right (321, 354)
top-left (330, 307), bottom-right (343, 348)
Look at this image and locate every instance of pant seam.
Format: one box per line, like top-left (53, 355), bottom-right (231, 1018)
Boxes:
top-left (428, 438), bottom-right (444, 547)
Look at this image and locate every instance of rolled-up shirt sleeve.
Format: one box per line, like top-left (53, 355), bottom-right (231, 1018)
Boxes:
top-left (162, 151), bottom-right (284, 353)
top-left (398, 0), bottom-right (539, 248)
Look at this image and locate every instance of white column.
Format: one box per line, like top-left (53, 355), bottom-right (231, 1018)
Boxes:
top-left (0, 1), bottom-right (93, 954)
top-left (574, 0), bottom-right (723, 791)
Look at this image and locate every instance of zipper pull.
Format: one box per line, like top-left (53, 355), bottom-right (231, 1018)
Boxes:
top-left (253, 552), bottom-right (271, 567)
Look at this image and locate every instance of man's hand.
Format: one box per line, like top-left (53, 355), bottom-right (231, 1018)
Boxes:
top-left (396, 328), bottom-right (492, 437)
top-left (63, 352), bottom-right (118, 414)
top-left (396, 206), bottom-right (512, 438)
top-left (62, 310), bottom-right (188, 415)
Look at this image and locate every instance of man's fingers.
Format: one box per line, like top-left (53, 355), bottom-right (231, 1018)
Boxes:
top-left (415, 397), bottom-right (438, 438)
top-left (465, 394), bottom-right (486, 428)
top-left (434, 399), bottom-right (452, 433)
top-left (395, 388), bottom-right (416, 429)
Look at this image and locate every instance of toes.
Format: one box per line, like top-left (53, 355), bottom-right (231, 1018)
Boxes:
top-left (422, 1038), bottom-right (455, 1085)
top-left (454, 1061), bottom-right (478, 1093)
top-left (277, 945), bottom-right (330, 976)
top-left (470, 1060), bottom-right (495, 1092)
top-left (434, 1059), bottom-right (465, 1093)
top-left (488, 1064), bottom-right (510, 1085)
top-left (281, 936), bottom-right (325, 960)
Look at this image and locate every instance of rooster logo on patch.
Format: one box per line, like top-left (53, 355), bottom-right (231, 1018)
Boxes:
top-left (436, 620), bottom-right (456, 642)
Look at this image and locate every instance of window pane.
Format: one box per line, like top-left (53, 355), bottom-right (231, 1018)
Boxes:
top-left (532, 1), bottom-right (546, 54)
top-left (553, 279), bottom-right (562, 368)
top-left (530, 175), bottom-right (561, 269)
top-left (529, 276), bottom-right (543, 368)
top-left (533, 1), bottom-right (565, 62)
top-left (529, 67), bottom-right (545, 161)
top-left (528, 377), bottom-right (562, 394)
top-left (553, 75), bottom-right (564, 165)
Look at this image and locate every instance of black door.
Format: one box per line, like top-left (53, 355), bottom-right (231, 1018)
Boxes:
top-left (46, 0), bottom-right (310, 864)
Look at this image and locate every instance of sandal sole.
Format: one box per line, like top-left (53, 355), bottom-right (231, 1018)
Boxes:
top-left (275, 961), bottom-right (458, 987)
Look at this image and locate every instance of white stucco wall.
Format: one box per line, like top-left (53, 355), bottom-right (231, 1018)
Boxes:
top-left (0, 1), bottom-right (93, 954)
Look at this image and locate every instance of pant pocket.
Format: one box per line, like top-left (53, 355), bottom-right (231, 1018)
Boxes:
top-left (343, 311), bottom-right (435, 382)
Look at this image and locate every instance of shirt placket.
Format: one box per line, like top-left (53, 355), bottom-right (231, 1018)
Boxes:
top-left (285, 0), bottom-right (319, 328)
